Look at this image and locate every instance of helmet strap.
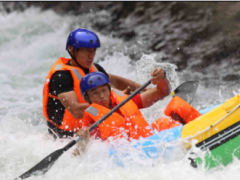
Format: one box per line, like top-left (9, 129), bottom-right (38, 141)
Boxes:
top-left (108, 86), bottom-right (112, 108)
top-left (108, 99), bottom-right (112, 109)
top-left (85, 91), bottom-right (112, 108)
top-left (84, 94), bottom-right (92, 104)
top-left (67, 49), bottom-right (86, 70)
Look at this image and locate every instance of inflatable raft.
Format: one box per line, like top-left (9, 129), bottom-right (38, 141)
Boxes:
top-left (109, 94), bottom-right (240, 169)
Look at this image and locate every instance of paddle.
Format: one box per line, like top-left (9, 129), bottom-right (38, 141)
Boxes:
top-left (16, 79), bottom-right (151, 180)
top-left (16, 80), bottom-right (198, 180)
top-left (171, 81), bottom-right (199, 105)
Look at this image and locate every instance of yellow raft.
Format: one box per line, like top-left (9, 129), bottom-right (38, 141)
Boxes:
top-left (181, 94), bottom-right (240, 168)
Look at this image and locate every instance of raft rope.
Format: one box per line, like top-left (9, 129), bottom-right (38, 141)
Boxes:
top-left (135, 102), bottom-right (240, 151)
top-left (182, 102), bottom-right (240, 143)
top-left (198, 121), bottom-right (240, 150)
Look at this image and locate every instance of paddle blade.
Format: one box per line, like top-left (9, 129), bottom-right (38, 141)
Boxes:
top-left (174, 81), bottom-right (199, 105)
top-left (16, 149), bottom-right (64, 180)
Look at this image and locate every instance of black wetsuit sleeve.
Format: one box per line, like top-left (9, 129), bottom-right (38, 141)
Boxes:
top-left (94, 63), bottom-right (109, 78)
top-left (49, 71), bottom-right (74, 96)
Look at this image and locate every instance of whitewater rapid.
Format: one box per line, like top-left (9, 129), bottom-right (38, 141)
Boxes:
top-left (1, 7), bottom-right (240, 180)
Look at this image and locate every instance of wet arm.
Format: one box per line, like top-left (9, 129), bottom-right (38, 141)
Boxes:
top-left (58, 91), bottom-right (89, 119)
top-left (108, 73), bottom-right (148, 91)
top-left (140, 78), bottom-right (171, 108)
top-left (73, 127), bottom-right (90, 156)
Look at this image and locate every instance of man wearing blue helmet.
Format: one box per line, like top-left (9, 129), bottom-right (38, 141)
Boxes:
top-left (43, 28), bottom-right (149, 139)
top-left (78, 70), bottom-right (175, 141)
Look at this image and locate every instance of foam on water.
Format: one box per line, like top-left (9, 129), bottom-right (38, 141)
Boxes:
top-left (1, 7), bottom-right (240, 180)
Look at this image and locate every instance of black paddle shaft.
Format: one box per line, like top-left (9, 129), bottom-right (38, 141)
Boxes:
top-left (16, 79), bottom-right (151, 180)
top-left (63, 79), bottom-right (151, 151)
top-left (89, 80), bottom-right (151, 131)
top-left (16, 79), bottom-right (199, 180)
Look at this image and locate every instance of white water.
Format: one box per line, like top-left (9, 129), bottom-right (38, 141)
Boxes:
top-left (1, 7), bottom-right (240, 180)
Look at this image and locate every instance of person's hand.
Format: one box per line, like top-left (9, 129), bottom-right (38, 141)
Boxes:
top-left (123, 86), bottom-right (132, 95)
top-left (151, 68), bottom-right (165, 85)
top-left (75, 127), bottom-right (90, 154)
top-left (76, 127), bottom-right (90, 143)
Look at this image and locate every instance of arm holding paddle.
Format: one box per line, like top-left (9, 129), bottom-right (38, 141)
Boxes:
top-left (141, 67), bottom-right (171, 108)
top-left (74, 67), bottom-right (170, 153)
top-left (15, 74), bottom-right (198, 179)
top-left (109, 73), bottom-right (151, 93)
top-left (73, 127), bottom-right (90, 156)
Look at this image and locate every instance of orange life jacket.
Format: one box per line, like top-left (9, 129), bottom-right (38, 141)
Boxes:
top-left (83, 89), bottom-right (153, 140)
top-left (43, 57), bottom-right (98, 132)
top-left (164, 96), bottom-right (201, 124)
top-left (151, 116), bottom-right (181, 132)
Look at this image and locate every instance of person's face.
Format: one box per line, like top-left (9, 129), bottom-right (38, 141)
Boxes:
top-left (74, 47), bottom-right (96, 69)
top-left (87, 84), bottom-right (111, 108)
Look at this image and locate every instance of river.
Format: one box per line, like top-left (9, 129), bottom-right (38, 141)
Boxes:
top-left (1, 7), bottom-right (240, 180)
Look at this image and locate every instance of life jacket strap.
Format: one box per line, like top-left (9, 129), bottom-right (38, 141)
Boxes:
top-left (48, 94), bottom-right (59, 100)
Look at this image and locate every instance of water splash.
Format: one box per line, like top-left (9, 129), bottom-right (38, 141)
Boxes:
top-left (1, 6), bottom-right (240, 180)
top-left (135, 54), bottom-right (179, 89)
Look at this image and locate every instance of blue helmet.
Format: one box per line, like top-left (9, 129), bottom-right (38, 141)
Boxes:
top-left (80, 72), bottom-right (111, 96)
top-left (66, 28), bottom-right (101, 50)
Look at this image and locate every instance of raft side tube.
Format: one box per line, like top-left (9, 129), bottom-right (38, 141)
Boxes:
top-left (181, 94), bottom-right (240, 150)
top-left (194, 122), bottom-right (240, 169)
top-left (199, 103), bottom-right (221, 115)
